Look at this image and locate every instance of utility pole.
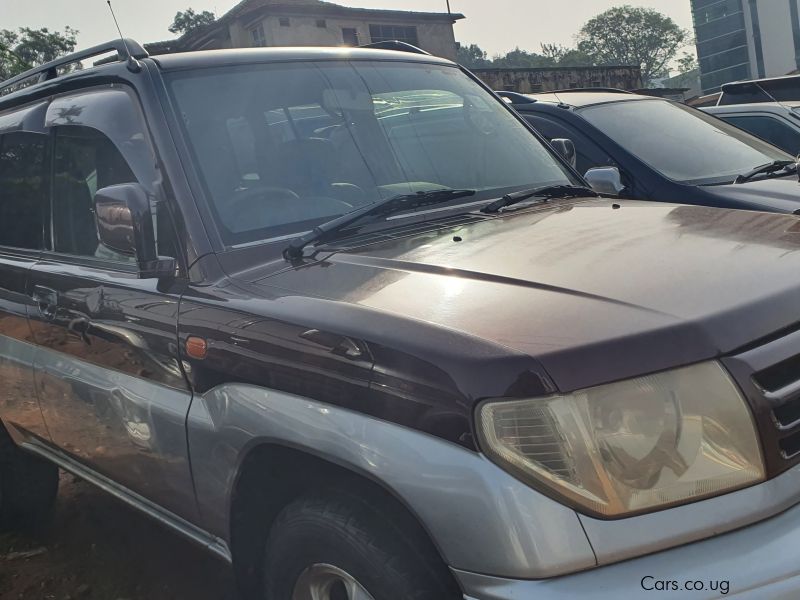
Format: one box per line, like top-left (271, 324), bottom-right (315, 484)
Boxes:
top-left (446, 0), bottom-right (452, 15)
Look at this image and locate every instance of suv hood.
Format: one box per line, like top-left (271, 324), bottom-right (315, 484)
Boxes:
top-left (256, 198), bottom-right (800, 392)
top-left (702, 175), bottom-right (800, 213)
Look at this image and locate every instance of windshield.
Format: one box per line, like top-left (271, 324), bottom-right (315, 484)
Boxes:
top-left (166, 60), bottom-right (577, 246)
top-left (579, 99), bottom-right (791, 184)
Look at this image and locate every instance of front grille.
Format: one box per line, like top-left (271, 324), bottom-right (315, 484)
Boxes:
top-left (779, 433), bottom-right (800, 459)
top-left (753, 353), bottom-right (800, 458)
top-left (723, 327), bottom-right (800, 475)
top-left (753, 353), bottom-right (800, 398)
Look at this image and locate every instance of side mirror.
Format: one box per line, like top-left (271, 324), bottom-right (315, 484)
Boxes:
top-left (551, 138), bottom-right (576, 169)
top-left (94, 183), bottom-right (176, 279)
top-left (584, 166), bottom-right (626, 196)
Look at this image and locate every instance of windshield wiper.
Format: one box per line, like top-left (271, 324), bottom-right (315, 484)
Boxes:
top-left (283, 188), bottom-right (476, 260)
top-left (734, 160), bottom-right (797, 184)
top-left (481, 184), bottom-right (598, 214)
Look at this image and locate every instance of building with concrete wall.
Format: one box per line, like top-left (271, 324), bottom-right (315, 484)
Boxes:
top-left (692, 0), bottom-right (800, 93)
top-left (471, 66), bottom-right (643, 94)
top-left (147, 0), bottom-right (464, 61)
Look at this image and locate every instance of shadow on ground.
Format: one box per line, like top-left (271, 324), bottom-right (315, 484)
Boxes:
top-left (0, 472), bottom-right (236, 600)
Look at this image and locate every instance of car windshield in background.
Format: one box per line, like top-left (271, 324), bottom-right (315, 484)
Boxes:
top-left (166, 60), bottom-right (577, 246)
top-left (579, 99), bottom-right (791, 185)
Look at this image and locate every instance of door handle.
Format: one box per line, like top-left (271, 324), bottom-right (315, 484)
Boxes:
top-left (300, 329), bottom-right (364, 359)
top-left (67, 317), bottom-right (91, 345)
top-left (32, 285), bottom-right (59, 320)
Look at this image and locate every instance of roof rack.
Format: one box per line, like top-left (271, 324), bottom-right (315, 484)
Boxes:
top-left (358, 40), bottom-right (431, 56)
top-left (717, 76), bottom-right (800, 106)
top-left (722, 73), bottom-right (800, 88)
top-left (495, 91), bottom-right (537, 104)
top-left (0, 38), bottom-right (148, 98)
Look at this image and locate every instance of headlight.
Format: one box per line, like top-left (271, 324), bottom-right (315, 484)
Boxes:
top-left (477, 361), bottom-right (764, 517)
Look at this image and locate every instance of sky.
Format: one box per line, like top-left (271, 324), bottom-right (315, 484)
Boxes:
top-left (3, 0), bottom-right (695, 58)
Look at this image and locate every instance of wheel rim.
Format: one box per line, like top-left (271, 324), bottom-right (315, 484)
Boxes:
top-left (291, 563), bottom-right (376, 600)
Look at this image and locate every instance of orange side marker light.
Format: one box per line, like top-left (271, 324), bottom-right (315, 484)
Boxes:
top-left (186, 336), bottom-right (208, 359)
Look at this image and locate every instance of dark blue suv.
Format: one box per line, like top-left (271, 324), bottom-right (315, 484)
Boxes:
top-left (501, 89), bottom-right (800, 214)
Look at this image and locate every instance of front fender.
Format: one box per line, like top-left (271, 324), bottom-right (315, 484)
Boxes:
top-left (186, 383), bottom-right (595, 579)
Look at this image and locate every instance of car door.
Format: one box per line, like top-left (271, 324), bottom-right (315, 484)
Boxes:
top-left (0, 103), bottom-right (50, 441)
top-left (26, 86), bottom-right (197, 521)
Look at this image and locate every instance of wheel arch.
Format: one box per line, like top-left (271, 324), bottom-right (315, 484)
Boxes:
top-left (228, 440), bottom-right (460, 598)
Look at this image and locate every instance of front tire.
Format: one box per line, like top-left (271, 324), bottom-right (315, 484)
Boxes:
top-left (262, 488), bottom-right (461, 600)
top-left (0, 424), bottom-right (59, 529)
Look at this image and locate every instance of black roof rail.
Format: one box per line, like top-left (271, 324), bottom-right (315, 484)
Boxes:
top-left (495, 91), bottom-right (537, 104)
top-left (0, 38), bottom-right (148, 98)
top-left (358, 40), bottom-right (431, 56)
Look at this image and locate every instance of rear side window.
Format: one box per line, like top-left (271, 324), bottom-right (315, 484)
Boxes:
top-left (0, 131), bottom-right (47, 250)
top-left (722, 115), bottom-right (800, 156)
top-left (52, 126), bottom-right (136, 262)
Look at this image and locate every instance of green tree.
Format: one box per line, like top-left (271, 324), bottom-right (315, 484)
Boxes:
top-left (540, 43), bottom-right (594, 67)
top-left (457, 43), bottom-right (491, 68)
top-left (457, 42), bottom-right (595, 70)
top-left (169, 8), bottom-right (216, 35)
top-left (0, 27), bottom-right (79, 81)
top-left (577, 5), bottom-right (688, 84)
top-left (540, 43), bottom-right (568, 62)
top-left (557, 49), bottom-right (596, 67)
top-left (676, 51), bottom-right (698, 74)
top-left (492, 47), bottom-right (555, 68)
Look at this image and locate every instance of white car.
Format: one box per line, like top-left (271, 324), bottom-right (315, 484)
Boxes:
top-left (701, 76), bottom-right (800, 156)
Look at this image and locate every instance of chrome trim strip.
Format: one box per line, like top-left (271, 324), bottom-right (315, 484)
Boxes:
top-left (21, 439), bottom-right (232, 563)
top-left (764, 378), bottom-right (800, 402)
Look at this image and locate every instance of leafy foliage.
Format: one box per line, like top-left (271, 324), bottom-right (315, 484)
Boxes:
top-left (576, 5), bottom-right (688, 84)
top-left (539, 44), bottom-right (596, 68)
top-left (676, 51), bottom-right (699, 74)
top-left (0, 27), bottom-right (79, 81)
top-left (457, 42), bottom-right (595, 70)
top-left (456, 43), bottom-right (491, 68)
top-left (169, 8), bottom-right (216, 35)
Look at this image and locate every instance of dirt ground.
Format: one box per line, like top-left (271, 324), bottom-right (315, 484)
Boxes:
top-left (0, 472), bottom-right (236, 600)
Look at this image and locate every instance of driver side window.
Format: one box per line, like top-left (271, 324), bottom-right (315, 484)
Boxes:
top-left (52, 126), bottom-right (137, 263)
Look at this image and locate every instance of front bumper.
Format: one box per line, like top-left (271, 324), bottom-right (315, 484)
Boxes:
top-left (455, 499), bottom-right (800, 599)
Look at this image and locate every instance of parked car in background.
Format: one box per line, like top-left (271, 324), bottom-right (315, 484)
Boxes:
top-left (8, 40), bottom-right (800, 600)
top-left (703, 102), bottom-right (800, 156)
top-left (706, 74), bottom-right (800, 107)
top-left (501, 89), bottom-right (800, 213)
top-left (699, 76), bottom-right (800, 156)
